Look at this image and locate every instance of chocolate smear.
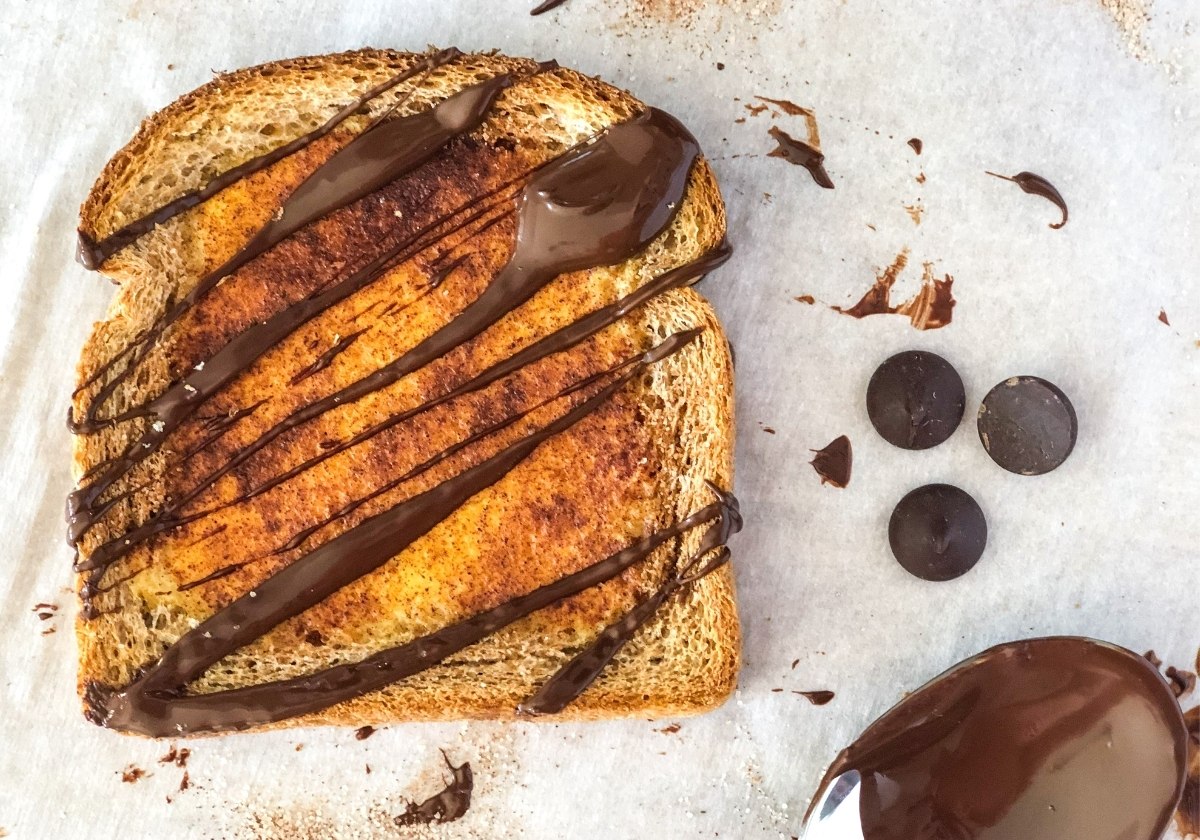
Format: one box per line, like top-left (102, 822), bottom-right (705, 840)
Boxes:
top-left (355, 725), bottom-right (377, 740)
top-left (805, 637), bottom-right (1188, 840)
top-left (794, 294), bottom-right (815, 304)
top-left (834, 252), bottom-right (954, 330)
top-left (907, 138), bottom-right (923, 155)
top-left (986, 170), bottom-right (1068, 229)
top-left (795, 690), bottom-right (835, 705)
top-left (767, 126), bottom-right (834, 189)
top-left (810, 435), bottom-right (852, 488)
top-left (1178, 705), bottom-right (1199, 837)
top-left (395, 753), bottom-right (473, 826)
top-left (657, 723), bottom-right (682, 734)
top-left (158, 745), bottom-right (190, 767)
top-left (120, 766), bottom-right (147, 783)
top-left (755, 96), bottom-right (812, 117)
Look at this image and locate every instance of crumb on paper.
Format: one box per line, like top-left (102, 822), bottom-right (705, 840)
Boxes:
top-left (1095, 0), bottom-right (1154, 61)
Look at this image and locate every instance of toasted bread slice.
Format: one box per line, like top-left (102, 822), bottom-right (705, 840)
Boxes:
top-left (71, 48), bottom-right (736, 730)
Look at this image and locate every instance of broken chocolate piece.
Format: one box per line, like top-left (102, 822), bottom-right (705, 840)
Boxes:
top-left (977, 376), bottom-right (1077, 475)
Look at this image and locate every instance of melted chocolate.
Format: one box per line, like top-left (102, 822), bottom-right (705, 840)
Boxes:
top-left (519, 484), bottom-right (740, 715)
top-left (809, 435), bottom-right (851, 488)
top-left (866, 351), bottom-right (965, 450)
top-left (395, 753), bottom-right (473, 826)
top-left (834, 252), bottom-right (955, 330)
top-left (977, 376), bottom-right (1077, 475)
top-left (986, 170), bottom-right (1068, 229)
top-left (73, 63), bottom-right (739, 733)
top-left (70, 108), bottom-right (706, 598)
top-left (767, 126), bottom-right (834, 189)
top-left (888, 484), bottom-right (986, 582)
top-left (289, 329), bottom-right (367, 386)
top-left (75, 49), bottom-right (462, 270)
top-left (755, 96), bottom-right (811, 117)
top-left (1179, 705), bottom-right (1199, 836)
top-left (84, 334), bottom-right (736, 735)
top-left (806, 638), bottom-right (1188, 840)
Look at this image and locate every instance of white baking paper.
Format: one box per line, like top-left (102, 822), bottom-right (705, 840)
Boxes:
top-left (1, 0), bottom-right (1197, 837)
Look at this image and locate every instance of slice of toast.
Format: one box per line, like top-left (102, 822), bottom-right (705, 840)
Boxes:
top-left (70, 47), bottom-right (737, 732)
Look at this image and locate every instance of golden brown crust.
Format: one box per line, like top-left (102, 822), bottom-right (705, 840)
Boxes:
top-left (72, 48), bottom-right (737, 731)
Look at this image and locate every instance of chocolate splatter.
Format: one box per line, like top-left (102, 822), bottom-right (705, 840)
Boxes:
top-left (761, 426), bottom-right (777, 435)
top-left (657, 723), bottom-right (682, 734)
top-left (767, 126), bottom-right (834, 189)
top-left (121, 765), bottom-right (147, 783)
top-left (791, 659), bottom-right (800, 669)
top-left (395, 753), bottom-right (473, 826)
top-left (1159, 309), bottom-right (1171, 326)
top-left (833, 251), bottom-right (955, 330)
top-left (530, 0), bottom-right (569, 13)
top-left (755, 96), bottom-right (812, 117)
top-left (1146, 650), bottom-right (1164, 668)
top-left (355, 725), bottom-right (377, 740)
top-left (159, 745), bottom-right (190, 767)
top-left (1179, 705), bottom-right (1199, 838)
top-left (907, 138), bottom-right (923, 155)
top-left (986, 170), bottom-right (1068, 229)
top-left (904, 202), bottom-right (924, 225)
top-left (36, 611), bottom-right (54, 621)
top-left (41, 627), bottom-right (55, 636)
top-left (793, 294), bottom-right (815, 305)
top-left (745, 102), bottom-right (770, 118)
top-left (178, 771), bottom-right (190, 792)
top-left (794, 690), bottom-right (835, 706)
top-left (810, 435), bottom-right (852, 488)
top-left (32, 602), bottom-right (58, 612)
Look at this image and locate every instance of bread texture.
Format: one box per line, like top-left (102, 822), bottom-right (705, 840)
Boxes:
top-left (71, 47), bottom-right (737, 730)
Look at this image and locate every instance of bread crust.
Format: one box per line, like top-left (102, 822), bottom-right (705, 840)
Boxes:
top-left (72, 48), bottom-right (737, 731)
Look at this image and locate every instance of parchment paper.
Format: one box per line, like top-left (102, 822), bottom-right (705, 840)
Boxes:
top-left (1, 1), bottom-right (1197, 837)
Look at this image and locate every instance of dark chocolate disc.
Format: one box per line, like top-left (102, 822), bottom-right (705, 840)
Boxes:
top-left (978, 376), bottom-right (1077, 475)
top-left (888, 484), bottom-right (987, 581)
top-left (866, 351), bottom-right (965, 450)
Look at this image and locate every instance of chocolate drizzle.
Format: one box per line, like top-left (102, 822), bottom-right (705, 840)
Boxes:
top-left (834, 251), bottom-right (955, 330)
top-left (86, 350), bottom-right (733, 734)
top-left (805, 637), bottom-right (1188, 840)
top-left (530, 0), bottom-right (569, 13)
top-left (986, 170), bottom-right (1068, 229)
top-left (72, 57), bottom-right (739, 734)
top-left (75, 48), bottom-right (463, 270)
top-left (767, 126), bottom-right (834, 189)
top-left (69, 106), bottom-right (707, 608)
top-left (518, 484), bottom-right (741, 715)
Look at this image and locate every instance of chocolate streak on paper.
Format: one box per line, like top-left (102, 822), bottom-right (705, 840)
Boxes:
top-left (833, 251), bottom-right (954, 330)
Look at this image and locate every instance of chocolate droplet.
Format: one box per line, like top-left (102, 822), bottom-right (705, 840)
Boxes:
top-left (866, 351), bottom-right (965, 450)
top-left (888, 484), bottom-right (986, 581)
top-left (978, 376), bottom-right (1077, 475)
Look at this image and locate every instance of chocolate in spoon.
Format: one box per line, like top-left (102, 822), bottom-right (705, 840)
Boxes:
top-left (801, 637), bottom-right (1188, 840)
